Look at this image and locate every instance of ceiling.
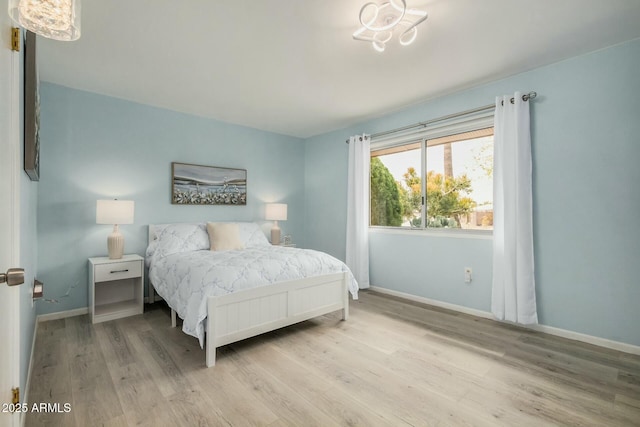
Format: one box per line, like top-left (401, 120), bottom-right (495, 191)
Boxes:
top-left (38, 0), bottom-right (640, 138)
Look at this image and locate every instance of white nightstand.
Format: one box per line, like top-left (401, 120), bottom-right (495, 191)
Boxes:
top-left (88, 254), bottom-right (144, 324)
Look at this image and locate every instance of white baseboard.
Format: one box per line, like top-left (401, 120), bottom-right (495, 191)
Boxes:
top-left (369, 286), bottom-right (640, 356)
top-left (525, 323), bottom-right (640, 355)
top-left (37, 307), bottom-right (88, 323)
top-left (370, 286), bottom-right (493, 319)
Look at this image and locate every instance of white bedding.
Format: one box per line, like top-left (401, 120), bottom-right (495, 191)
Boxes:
top-left (147, 223), bottom-right (358, 346)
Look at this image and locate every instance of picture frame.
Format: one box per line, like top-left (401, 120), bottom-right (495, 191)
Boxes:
top-left (24, 30), bottom-right (40, 181)
top-left (172, 162), bottom-right (247, 205)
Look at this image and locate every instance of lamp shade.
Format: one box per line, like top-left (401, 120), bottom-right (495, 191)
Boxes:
top-left (96, 200), bottom-right (134, 225)
top-left (265, 203), bottom-right (287, 221)
top-left (8, 0), bottom-right (81, 41)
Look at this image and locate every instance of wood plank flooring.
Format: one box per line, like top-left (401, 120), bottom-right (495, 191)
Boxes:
top-left (26, 291), bottom-right (640, 426)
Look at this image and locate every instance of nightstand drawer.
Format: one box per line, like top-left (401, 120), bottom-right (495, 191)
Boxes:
top-left (94, 260), bottom-right (141, 282)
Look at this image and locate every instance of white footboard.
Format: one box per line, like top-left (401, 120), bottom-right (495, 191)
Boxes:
top-left (205, 272), bottom-right (349, 367)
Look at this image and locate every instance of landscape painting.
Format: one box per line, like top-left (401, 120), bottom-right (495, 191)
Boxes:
top-left (172, 162), bottom-right (247, 205)
top-left (24, 30), bottom-right (40, 181)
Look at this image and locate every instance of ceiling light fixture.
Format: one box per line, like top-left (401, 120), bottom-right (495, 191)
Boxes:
top-left (8, 0), bottom-right (81, 41)
top-left (353, 0), bottom-right (427, 52)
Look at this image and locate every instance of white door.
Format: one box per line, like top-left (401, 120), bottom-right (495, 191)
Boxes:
top-left (0, 15), bottom-right (22, 427)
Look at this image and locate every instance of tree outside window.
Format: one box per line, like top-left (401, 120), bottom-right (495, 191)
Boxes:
top-left (370, 128), bottom-right (494, 230)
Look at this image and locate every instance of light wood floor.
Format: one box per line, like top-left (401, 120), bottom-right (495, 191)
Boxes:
top-left (26, 291), bottom-right (640, 426)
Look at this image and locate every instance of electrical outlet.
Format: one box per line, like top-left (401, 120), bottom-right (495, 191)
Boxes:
top-left (464, 267), bottom-right (472, 283)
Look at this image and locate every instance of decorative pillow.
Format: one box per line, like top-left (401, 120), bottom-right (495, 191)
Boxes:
top-left (237, 222), bottom-right (271, 248)
top-left (148, 223), bottom-right (210, 259)
top-left (207, 222), bottom-right (245, 251)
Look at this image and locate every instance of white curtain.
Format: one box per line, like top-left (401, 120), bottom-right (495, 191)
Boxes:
top-left (492, 92), bottom-right (538, 324)
top-left (346, 134), bottom-right (370, 289)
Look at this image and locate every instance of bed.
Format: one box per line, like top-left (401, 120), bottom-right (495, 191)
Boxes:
top-left (146, 222), bottom-right (358, 367)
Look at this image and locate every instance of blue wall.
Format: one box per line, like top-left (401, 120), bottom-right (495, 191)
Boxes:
top-left (304, 38), bottom-right (640, 346)
top-left (37, 83), bottom-right (305, 315)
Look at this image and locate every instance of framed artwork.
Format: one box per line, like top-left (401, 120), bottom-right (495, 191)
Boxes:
top-left (172, 162), bottom-right (247, 205)
top-left (24, 30), bottom-right (40, 181)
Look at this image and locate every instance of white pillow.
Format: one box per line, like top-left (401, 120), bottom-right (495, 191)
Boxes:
top-left (148, 223), bottom-right (210, 259)
top-left (207, 222), bottom-right (245, 251)
top-left (237, 222), bottom-right (270, 248)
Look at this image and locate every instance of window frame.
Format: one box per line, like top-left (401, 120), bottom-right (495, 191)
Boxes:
top-left (369, 110), bottom-right (494, 235)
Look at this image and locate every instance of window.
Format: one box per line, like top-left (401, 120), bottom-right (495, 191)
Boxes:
top-left (370, 114), bottom-right (494, 231)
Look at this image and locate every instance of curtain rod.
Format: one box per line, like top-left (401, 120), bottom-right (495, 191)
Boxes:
top-left (346, 91), bottom-right (537, 143)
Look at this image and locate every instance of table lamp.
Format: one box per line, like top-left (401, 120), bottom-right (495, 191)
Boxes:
top-left (96, 199), bottom-right (134, 259)
top-left (265, 203), bottom-right (287, 245)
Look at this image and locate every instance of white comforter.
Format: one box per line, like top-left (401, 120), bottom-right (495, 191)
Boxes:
top-left (149, 246), bottom-right (358, 346)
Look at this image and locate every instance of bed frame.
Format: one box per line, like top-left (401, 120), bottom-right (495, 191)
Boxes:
top-left (148, 224), bottom-right (350, 367)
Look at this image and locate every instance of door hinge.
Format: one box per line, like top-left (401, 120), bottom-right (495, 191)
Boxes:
top-left (12, 387), bottom-right (19, 405)
top-left (11, 27), bottom-right (21, 52)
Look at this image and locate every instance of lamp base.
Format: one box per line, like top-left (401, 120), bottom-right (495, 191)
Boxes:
top-left (270, 223), bottom-right (281, 245)
top-left (107, 225), bottom-right (125, 259)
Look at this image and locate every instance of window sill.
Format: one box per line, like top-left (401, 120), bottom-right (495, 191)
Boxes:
top-left (368, 226), bottom-right (492, 240)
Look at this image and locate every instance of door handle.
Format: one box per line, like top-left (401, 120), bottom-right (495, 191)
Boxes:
top-left (0, 268), bottom-right (24, 286)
